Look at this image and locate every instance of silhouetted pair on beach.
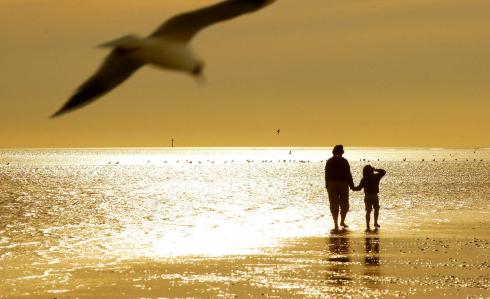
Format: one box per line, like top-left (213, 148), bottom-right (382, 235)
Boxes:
top-left (325, 145), bottom-right (386, 231)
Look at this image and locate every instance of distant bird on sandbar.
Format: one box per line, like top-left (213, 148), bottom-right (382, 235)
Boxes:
top-left (52, 0), bottom-right (276, 118)
top-left (277, 129), bottom-right (280, 135)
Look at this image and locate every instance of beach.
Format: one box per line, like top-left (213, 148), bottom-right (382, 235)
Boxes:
top-left (2, 210), bottom-right (489, 298)
top-left (1, 148), bottom-right (489, 298)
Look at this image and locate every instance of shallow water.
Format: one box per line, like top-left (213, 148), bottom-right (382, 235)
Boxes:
top-left (0, 148), bottom-right (489, 295)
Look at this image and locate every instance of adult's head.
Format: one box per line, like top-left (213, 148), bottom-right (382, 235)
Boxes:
top-left (332, 145), bottom-right (344, 156)
top-left (363, 165), bottom-right (374, 177)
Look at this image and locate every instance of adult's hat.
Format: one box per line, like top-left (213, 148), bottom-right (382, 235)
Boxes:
top-left (332, 145), bottom-right (344, 155)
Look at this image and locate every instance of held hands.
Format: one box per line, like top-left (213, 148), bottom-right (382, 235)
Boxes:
top-left (350, 185), bottom-right (362, 192)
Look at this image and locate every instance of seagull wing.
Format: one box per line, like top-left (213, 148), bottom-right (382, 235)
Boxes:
top-left (52, 49), bottom-right (144, 118)
top-left (151, 0), bottom-right (276, 42)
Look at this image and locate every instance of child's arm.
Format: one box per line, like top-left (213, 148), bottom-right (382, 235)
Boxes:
top-left (374, 168), bottom-right (386, 178)
top-left (352, 179), bottom-right (364, 191)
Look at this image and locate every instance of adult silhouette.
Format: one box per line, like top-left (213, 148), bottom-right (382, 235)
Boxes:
top-left (325, 145), bottom-right (354, 231)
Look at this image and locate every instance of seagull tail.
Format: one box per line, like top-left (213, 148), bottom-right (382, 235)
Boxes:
top-left (98, 34), bottom-right (143, 51)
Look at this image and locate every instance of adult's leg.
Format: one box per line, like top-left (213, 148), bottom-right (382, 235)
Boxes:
top-left (331, 206), bottom-right (339, 230)
top-left (339, 183), bottom-right (350, 228)
top-left (340, 205), bottom-right (349, 227)
top-left (329, 196), bottom-right (340, 230)
top-left (327, 183), bottom-right (340, 230)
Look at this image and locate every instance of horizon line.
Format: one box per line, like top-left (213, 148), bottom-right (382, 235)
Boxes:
top-left (0, 146), bottom-right (488, 151)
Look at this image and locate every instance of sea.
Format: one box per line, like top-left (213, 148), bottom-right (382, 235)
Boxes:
top-left (1, 147), bottom-right (489, 287)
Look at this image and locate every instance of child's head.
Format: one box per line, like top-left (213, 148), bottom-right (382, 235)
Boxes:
top-left (363, 165), bottom-right (374, 177)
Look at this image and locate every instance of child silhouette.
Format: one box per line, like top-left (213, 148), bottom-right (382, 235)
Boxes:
top-left (353, 165), bottom-right (386, 231)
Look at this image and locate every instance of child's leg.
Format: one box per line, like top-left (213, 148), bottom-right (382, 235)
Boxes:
top-left (374, 208), bottom-right (380, 227)
top-left (373, 195), bottom-right (380, 227)
top-left (365, 208), bottom-right (372, 230)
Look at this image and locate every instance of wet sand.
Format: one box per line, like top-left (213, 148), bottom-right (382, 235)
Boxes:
top-left (2, 211), bottom-right (489, 298)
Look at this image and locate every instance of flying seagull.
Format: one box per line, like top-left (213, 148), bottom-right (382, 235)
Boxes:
top-left (52, 0), bottom-right (276, 118)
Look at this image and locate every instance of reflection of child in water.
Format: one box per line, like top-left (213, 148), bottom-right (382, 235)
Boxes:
top-left (353, 165), bottom-right (386, 231)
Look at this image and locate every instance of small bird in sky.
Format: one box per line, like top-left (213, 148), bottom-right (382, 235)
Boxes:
top-left (52, 0), bottom-right (276, 118)
top-left (277, 129), bottom-right (280, 135)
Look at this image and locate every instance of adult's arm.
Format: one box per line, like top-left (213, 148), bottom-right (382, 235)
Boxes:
top-left (346, 160), bottom-right (355, 189)
top-left (324, 161), bottom-right (329, 189)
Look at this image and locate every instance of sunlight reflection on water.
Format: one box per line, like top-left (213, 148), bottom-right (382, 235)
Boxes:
top-left (0, 148), bottom-right (489, 263)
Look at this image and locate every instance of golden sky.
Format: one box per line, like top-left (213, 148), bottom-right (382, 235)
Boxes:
top-left (0, 0), bottom-right (489, 148)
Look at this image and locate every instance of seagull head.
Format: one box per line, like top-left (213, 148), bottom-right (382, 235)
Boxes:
top-left (191, 61), bottom-right (206, 83)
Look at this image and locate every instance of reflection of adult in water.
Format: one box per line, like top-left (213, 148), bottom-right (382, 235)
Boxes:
top-left (325, 145), bottom-right (355, 230)
top-left (327, 234), bottom-right (352, 284)
top-left (328, 235), bottom-right (350, 259)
